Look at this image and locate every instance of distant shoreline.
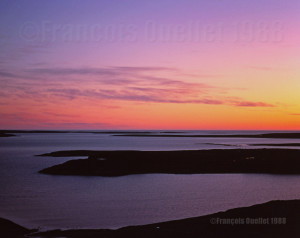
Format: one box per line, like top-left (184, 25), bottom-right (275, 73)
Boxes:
top-left (113, 133), bottom-right (300, 139)
top-left (2, 199), bottom-right (300, 238)
top-left (0, 132), bottom-right (16, 137)
top-left (39, 149), bottom-right (300, 176)
top-left (2, 130), bottom-right (300, 139)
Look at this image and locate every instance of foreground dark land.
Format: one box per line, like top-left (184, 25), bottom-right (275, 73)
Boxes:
top-left (2, 200), bottom-right (300, 238)
top-left (39, 149), bottom-right (300, 176)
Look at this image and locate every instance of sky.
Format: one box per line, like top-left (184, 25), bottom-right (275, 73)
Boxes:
top-left (0, 0), bottom-right (299, 130)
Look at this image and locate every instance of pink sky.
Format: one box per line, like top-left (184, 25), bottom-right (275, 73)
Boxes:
top-left (0, 0), bottom-right (300, 129)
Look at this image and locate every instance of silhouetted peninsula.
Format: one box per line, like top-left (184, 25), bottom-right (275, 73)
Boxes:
top-left (39, 149), bottom-right (300, 176)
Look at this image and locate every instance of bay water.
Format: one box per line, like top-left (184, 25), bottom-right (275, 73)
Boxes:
top-left (1, 131), bottom-right (300, 230)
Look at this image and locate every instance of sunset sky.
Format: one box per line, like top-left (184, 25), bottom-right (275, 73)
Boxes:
top-left (0, 0), bottom-right (300, 129)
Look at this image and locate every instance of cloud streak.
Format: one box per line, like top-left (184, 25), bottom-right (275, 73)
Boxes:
top-left (232, 101), bottom-right (275, 107)
top-left (45, 87), bottom-right (274, 107)
top-left (0, 71), bottom-right (17, 78)
top-left (27, 66), bottom-right (176, 77)
top-left (0, 66), bottom-right (275, 108)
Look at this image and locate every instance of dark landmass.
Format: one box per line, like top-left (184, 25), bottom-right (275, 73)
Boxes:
top-left (160, 131), bottom-right (185, 134)
top-left (3, 200), bottom-right (300, 238)
top-left (250, 143), bottom-right (300, 147)
top-left (93, 131), bottom-right (155, 134)
top-left (95, 131), bottom-right (185, 134)
top-left (0, 217), bottom-right (35, 238)
top-left (204, 143), bottom-right (300, 147)
top-left (39, 149), bottom-right (300, 176)
top-left (2, 130), bottom-right (300, 138)
top-left (0, 130), bottom-right (75, 138)
top-left (37, 150), bottom-right (99, 157)
top-left (114, 133), bottom-right (300, 139)
top-left (0, 132), bottom-right (16, 137)
top-left (203, 143), bottom-right (235, 147)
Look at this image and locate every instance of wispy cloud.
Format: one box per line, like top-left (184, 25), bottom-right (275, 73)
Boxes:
top-left (0, 66), bottom-right (275, 108)
top-left (45, 87), bottom-right (214, 104)
top-left (41, 122), bottom-right (114, 129)
top-left (0, 71), bottom-right (17, 78)
top-left (232, 101), bottom-right (275, 107)
top-left (27, 66), bottom-right (176, 76)
top-left (44, 87), bottom-right (273, 107)
top-left (0, 42), bottom-right (51, 66)
top-left (43, 112), bottom-right (81, 118)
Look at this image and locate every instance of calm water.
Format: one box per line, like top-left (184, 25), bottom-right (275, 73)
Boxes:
top-left (1, 130), bottom-right (300, 230)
